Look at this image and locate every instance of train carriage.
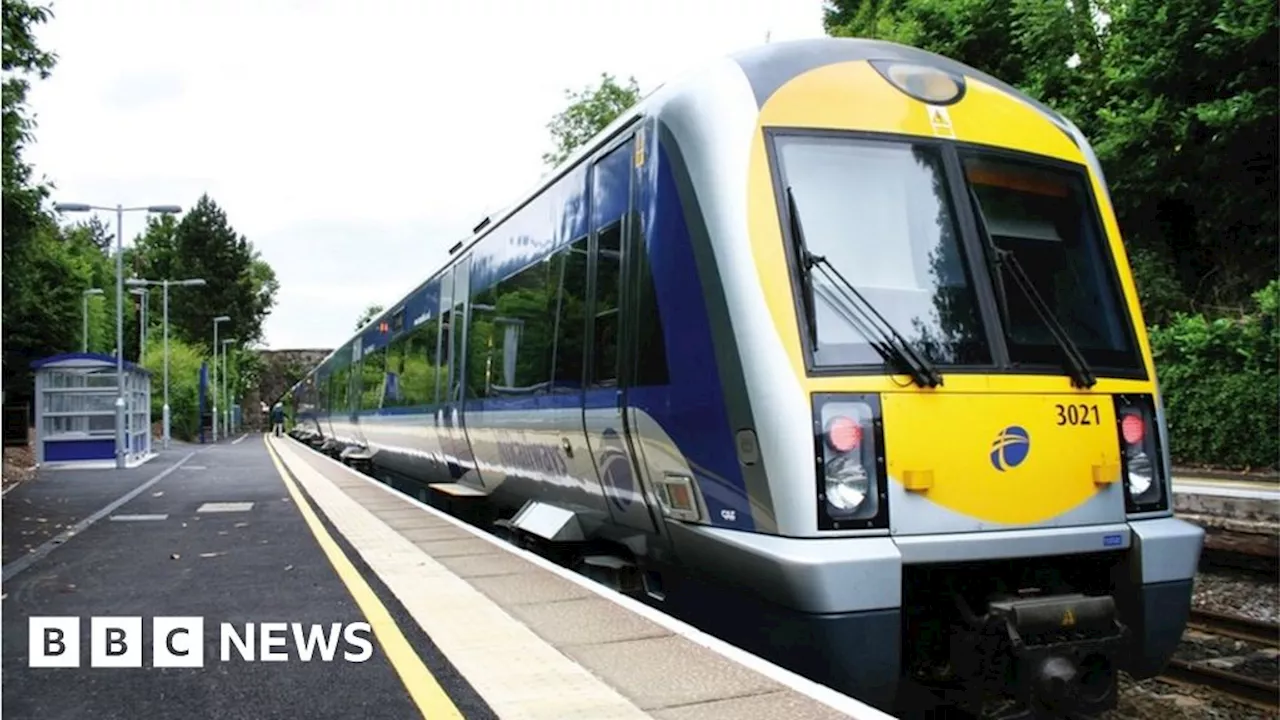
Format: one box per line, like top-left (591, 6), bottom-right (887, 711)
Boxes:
top-left (283, 38), bottom-right (1204, 719)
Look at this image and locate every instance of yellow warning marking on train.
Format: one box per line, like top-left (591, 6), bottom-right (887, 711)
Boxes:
top-left (1062, 608), bottom-right (1077, 627)
top-left (264, 436), bottom-right (464, 720)
top-left (927, 104), bottom-right (954, 137)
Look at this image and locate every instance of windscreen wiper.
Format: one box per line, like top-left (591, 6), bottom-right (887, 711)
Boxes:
top-left (786, 187), bottom-right (942, 388)
top-left (786, 187), bottom-right (820, 346)
top-left (967, 187), bottom-right (1096, 389)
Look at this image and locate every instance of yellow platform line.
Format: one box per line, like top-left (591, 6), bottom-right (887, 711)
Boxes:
top-left (264, 435), bottom-right (464, 720)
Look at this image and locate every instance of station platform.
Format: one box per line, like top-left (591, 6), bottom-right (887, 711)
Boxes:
top-left (1171, 474), bottom-right (1278, 559)
top-left (1172, 474), bottom-right (1280, 502)
top-left (1, 434), bottom-right (891, 720)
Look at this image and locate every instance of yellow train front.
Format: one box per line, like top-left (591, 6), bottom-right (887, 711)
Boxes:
top-left (654, 39), bottom-right (1206, 719)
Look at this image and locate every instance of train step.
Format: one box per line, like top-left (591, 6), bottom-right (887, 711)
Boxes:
top-left (579, 555), bottom-right (641, 594)
top-left (340, 446), bottom-right (374, 465)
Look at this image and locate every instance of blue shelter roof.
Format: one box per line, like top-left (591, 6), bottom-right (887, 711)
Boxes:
top-left (30, 352), bottom-right (153, 376)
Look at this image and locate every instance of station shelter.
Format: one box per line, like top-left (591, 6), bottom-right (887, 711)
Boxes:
top-left (30, 352), bottom-right (154, 468)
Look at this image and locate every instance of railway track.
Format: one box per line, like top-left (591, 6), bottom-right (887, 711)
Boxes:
top-left (1161, 658), bottom-right (1279, 711)
top-left (1186, 607), bottom-right (1279, 647)
top-left (1158, 608), bottom-right (1280, 711)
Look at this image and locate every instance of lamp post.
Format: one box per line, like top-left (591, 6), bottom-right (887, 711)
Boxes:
top-left (129, 287), bottom-right (148, 362)
top-left (222, 338), bottom-right (236, 435)
top-left (126, 277), bottom-right (206, 449)
top-left (82, 288), bottom-right (103, 352)
top-left (212, 316), bottom-right (230, 441)
top-left (55, 201), bottom-right (182, 469)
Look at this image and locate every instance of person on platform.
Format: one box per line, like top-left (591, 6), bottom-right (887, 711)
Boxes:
top-left (270, 403), bottom-right (284, 437)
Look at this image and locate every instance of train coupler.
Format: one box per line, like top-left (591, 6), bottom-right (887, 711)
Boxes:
top-left (952, 592), bottom-right (1128, 719)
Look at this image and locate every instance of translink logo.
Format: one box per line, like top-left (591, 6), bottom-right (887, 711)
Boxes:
top-left (29, 617), bottom-right (374, 668)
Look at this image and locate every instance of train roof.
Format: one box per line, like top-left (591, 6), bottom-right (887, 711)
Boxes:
top-left (726, 37), bottom-right (1070, 125)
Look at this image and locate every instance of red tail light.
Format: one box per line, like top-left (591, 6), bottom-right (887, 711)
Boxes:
top-left (1121, 413), bottom-right (1145, 445)
top-left (826, 416), bottom-right (862, 453)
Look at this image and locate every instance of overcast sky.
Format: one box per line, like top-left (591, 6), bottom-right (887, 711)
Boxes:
top-left (26, 0), bottom-right (828, 350)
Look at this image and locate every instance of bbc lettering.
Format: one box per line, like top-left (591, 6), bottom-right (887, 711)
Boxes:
top-left (30, 617), bottom-right (374, 668)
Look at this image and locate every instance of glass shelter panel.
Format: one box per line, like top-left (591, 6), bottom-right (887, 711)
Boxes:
top-left (33, 357), bottom-right (154, 466)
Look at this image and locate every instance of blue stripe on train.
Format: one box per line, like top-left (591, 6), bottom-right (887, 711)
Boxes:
top-left (627, 132), bottom-right (751, 530)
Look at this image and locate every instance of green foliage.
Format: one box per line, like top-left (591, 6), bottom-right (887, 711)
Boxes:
top-left (2, 0), bottom-right (58, 401)
top-left (140, 336), bottom-right (208, 441)
top-left (1149, 281), bottom-right (1279, 469)
top-left (1094, 0), bottom-right (1277, 312)
top-left (542, 73), bottom-right (641, 167)
top-left (140, 194), bottom-right (279, 351)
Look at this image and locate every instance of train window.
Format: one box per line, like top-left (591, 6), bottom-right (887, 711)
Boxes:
top-left (318, 373), bottom-right (329, 414)
top-left (398, 313), bottom-right (439, 407)
top-left (479, 255), bottom-right (556, 397)
top-left (771, 134), bottom-right (990, 367)
top-left (591, 223), bottom-right (623, 388)
top-left (550, 237), bottom-right (590, 391)
top-left (963, 154), bottom-right (1138, 369)
top-left (332, 363), bottom-right (349, 413)
top-left (592, 140), bottom-right (632, 229)
top-left (384, 337), bottom-right (403, 407)
top-left (360, 347), bottom-right (385, 411)
top-left (447, 262), bottom-right (469, 404)
top-left (466, 283), bottom-right (498, 400)
top-left (437, 312), bottom-right (451, 403)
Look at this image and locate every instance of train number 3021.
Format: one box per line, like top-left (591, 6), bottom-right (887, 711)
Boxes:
top-left (1055, 403), bottom-right (1101, 426)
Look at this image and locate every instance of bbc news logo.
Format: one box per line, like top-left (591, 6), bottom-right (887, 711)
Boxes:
top-left (29, 617), bottom-right (373, 668)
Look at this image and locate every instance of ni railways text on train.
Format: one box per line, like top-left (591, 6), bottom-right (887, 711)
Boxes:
top-left (281, 38), bottom-right (1204, 720)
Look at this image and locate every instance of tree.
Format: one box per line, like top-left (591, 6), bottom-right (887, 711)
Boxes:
top-left (1092, 0), bottom-right (1277, 316)
top-left (2, 1), bottom-right (57, 267)
top-left (64, 215), bottom-right (114, 253)
top-left (154, 194), bottom-right (279, 351)
top-left (2, 1), bottom-right (68, 404)
top-left (542, 73), bottom-right (641, 167)
top-left (355, 304), bottom-right (384, 331)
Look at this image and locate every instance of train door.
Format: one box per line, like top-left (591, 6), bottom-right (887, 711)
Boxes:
top-left (582, 136), bottom-right (659, 534)
top-left (438, 256), bottom-right (482, 486)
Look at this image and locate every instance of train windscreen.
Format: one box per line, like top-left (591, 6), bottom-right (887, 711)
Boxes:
top-left (772, 132), bottom-right (1142, 376)
top-left (962, 153), bottom-right (1140, 371)
top-left (773, 135), bottom-right (990, 369)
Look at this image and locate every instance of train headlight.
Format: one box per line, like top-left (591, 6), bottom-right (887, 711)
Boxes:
top-left (1124, 449), bottom-right (1154, 498)
top-left (869, 60), bottom-right (966, 105)
top-left (825, 454), bottom-right (870, 511)
top-left (1114, 395), bottom-right (1168, 515)
top-left (814, 394), bottom-right (888, 530)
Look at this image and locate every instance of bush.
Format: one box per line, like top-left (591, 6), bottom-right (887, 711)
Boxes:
top-left (141, 337), bottom-right (210, 441)
top-left (1149, 280), bottom-right (1279, 470)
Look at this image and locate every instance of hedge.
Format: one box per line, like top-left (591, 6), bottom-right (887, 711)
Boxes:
top-left (1149, 280), bottom-right (1279, 470)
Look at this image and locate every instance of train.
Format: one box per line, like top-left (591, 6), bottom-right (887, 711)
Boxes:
top-left (279, 38), bottom-right (1205, 719)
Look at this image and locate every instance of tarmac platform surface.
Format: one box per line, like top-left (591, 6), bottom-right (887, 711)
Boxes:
top-left (2, 438), bottom-right (495, 719)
